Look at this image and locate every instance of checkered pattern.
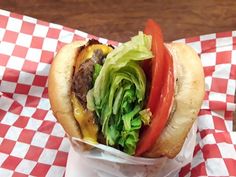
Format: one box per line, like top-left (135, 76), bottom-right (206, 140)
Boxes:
top-left (176, 32), bottom-right (236, 177)
top-left (0, 9), bottom-right (235, 177)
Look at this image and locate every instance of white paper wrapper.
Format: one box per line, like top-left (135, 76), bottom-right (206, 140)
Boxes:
top-left (65, 121), bottom-right (197, 177)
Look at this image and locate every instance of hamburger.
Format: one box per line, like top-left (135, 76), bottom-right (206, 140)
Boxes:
top-left (48, 20), bottom-right (205, 158)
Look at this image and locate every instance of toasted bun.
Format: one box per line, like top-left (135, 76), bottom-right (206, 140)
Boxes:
top-left (48, 41), bottom-right (87, 138)
top-left (144, 43), bottom-right (205, 158)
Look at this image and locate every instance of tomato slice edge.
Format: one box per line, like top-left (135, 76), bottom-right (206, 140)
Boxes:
top-left (143, 19), bottom-right (165, 114)
top-left (136, 46), bottom-right (174, 156)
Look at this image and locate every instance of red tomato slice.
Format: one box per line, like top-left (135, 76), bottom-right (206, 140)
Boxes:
top-left (135, 46), bottom-right (174, 156)
top-left (142, 19), bottom-right (165, 114)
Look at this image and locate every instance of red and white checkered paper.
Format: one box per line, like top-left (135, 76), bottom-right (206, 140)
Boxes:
top-left (0, 9), bottom-right (235, 177)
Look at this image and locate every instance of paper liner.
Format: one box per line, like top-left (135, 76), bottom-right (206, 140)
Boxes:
top-left (65, 121), bottom-right (197, 177)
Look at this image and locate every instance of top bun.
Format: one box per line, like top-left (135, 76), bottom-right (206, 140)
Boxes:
top-left (144, 43), bottom-right (205, 158)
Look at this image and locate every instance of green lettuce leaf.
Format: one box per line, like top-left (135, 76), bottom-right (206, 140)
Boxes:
top-left (87, 32), bottom-right (152, 155)
top-left (93, 63), bottom-right (102, 85)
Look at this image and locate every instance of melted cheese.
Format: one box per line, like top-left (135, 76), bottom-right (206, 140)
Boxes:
top-left (71, 93), bottom-right (98, 144)
top-left (72, 44), bottom-right (112, 143)
top-left (75, 44), bottom-right (113, 70)
top-left (85, 44), bottom-right (113, 59)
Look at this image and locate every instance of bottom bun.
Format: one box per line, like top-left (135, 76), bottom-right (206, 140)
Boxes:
top-left (48, 41), bottom-right (87, 139)
top-left (144, 43), bottom-right (205, 158)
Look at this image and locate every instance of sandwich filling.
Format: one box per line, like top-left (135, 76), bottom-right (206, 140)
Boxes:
top-left (71, 32), bottom-right (153, 155)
